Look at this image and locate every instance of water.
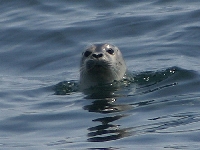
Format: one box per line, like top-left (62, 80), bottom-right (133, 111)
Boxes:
top-left (1, 0), bottom-right (200, 149)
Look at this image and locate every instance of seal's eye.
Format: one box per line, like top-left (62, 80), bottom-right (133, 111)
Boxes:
top-left (107, 48), bottom-right (115, 55)
top-left (84, 51), bottom-right (92, 57)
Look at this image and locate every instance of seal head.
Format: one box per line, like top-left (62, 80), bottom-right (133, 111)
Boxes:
top-left (80, 43), bottom-right (126, 90)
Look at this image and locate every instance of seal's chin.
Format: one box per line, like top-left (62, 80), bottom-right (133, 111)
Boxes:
top-left (86, 60), bottom-right (110, 72)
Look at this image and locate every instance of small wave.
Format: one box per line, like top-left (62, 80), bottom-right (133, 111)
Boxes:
top-left (54, 66), bottom-right (200, 98)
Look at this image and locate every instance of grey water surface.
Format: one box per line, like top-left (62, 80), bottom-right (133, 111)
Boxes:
top-left (1, 0), bottom-right (200, 149)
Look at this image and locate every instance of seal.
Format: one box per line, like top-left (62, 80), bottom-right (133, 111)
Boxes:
top-left (80, 43), bottom-right (127, 90)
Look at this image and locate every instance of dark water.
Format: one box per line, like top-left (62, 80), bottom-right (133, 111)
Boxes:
top-left (1, 0), bottom-right (200, 149)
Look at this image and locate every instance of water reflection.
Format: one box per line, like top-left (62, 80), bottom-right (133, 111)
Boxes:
top-left (82, 67), bottom-right (181, 142)
top-left (84, 97), bottom-right (132, 142)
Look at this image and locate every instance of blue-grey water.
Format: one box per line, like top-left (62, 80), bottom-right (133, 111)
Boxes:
top-left (1, 0), bottom-right (200, 149)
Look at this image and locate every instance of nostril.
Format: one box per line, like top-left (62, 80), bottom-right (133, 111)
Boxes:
top-left (92, 53), bottom-right (103, 58)
top-left (98, 53), bottom-right (103, 57)
top-left (92, 54), bottom-right (97, 58)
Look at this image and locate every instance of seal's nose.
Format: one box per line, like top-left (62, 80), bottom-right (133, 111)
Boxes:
top-left (92, 53), bottom-right (103, 58)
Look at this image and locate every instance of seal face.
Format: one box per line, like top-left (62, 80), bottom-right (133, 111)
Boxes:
top-left (80, 43), bottom-right (126, 90)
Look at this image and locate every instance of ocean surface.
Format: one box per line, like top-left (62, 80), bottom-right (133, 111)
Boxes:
top-left (1, 0), bottom-right (200, 149)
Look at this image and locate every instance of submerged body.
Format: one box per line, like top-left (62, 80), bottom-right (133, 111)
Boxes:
top-left (80, 43), bottom-right (127, 90)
